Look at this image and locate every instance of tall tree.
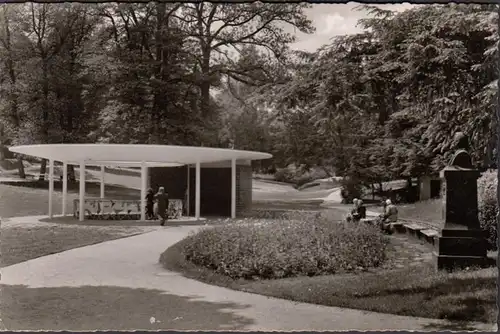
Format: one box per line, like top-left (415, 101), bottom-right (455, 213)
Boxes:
top-left (175, 3), bottom-right (315, 143)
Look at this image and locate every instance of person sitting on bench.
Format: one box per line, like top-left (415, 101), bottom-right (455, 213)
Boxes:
top-left (378, 199), bottom-right (398, 233)
top-left (346, 198), bottom-right (360, 222)
top-left (357, 199), bottom-right (367, 220)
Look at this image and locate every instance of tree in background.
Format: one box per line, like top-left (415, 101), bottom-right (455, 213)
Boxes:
top-left (0, 3), bottom-right (497, 191)
top-left (253, 4), bottom-right (497, 196)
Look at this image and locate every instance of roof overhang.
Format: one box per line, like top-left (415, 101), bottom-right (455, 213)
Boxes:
top-left (9, 144), bottom-right (272, 166)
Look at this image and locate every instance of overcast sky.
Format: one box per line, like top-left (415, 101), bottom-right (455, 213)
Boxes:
top-left (288, 2), bottom-right (416, 52)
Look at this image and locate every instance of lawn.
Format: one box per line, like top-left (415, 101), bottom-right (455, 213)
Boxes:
top-left (0, 181), bottom-right (149, 268)
top-left (393, 199), bottom-right (443, 226)
top-left (0, 183), bottom-right (139, 218)
top-left (160, 234), bottom-right (497, 324)
top-left (0, 284), bottom-right (252, 331)
top-left (1, 225), bottom-right (154, 267)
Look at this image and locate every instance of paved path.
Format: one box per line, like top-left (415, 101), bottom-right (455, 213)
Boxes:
top-left (1, 219), bottom-right (495, 331)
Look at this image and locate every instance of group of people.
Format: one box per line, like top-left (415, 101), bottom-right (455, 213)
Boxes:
top-left (346, 197), bottom-right (399, 234)
top-left (145, 187), bottom-right (169, 226)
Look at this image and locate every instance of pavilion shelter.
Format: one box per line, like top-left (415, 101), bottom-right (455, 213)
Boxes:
top-left (9, 144), bottom-right (272, 221)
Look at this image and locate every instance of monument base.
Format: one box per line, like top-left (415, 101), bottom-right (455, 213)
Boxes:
top-left (434, 253), bottom-right (493, 271)
top-left (435, 228), bottom-right (490, 271)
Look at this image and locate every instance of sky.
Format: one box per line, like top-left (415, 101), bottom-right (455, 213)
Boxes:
top-left (288, 2), bottom-right (416, 52)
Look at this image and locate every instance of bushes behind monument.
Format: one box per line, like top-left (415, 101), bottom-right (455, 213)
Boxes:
top-left (478, 170), bottom-right (497, 250)
top-left (180, 217), bottom-right (389, 279)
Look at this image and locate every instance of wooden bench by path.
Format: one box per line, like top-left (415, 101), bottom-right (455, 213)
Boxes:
top-left (360, 217), bottom-right (439, 249)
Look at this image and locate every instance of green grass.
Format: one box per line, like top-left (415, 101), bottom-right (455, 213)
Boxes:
top-left (1, 225), bottom-right (150, 267)
top-left (396, 199), bottom-right (443, 226)
top-left (160, 234), bottom-right (497, 323)
top-left (0, 183), bottom-right (139, 218)
top-left (0, 284), bottom-right (253, 331)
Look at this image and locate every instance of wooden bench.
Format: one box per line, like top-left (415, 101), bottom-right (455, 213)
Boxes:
top-left (73, 198), bottom-right (183, 220)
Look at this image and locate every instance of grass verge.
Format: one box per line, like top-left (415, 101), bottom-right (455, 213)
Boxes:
top-left (0, 183), bottom-right (139, 218)
top-left (160, 237), bottom-right (497, 323)
top-left (0, 284), bottom-right (253, 331)
top-left (1, 225), bottom-right (150, 267)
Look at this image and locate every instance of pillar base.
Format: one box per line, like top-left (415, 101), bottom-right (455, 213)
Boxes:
top-left (434, 253), bottom-right (494, 271)
top-left (435, 228), bottom-right (491, 271)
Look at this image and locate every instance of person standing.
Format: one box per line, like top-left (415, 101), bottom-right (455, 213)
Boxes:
top-left (145, 188), bottom-right (155, 220)
top-left (155, 187), bottom-right (169, 226)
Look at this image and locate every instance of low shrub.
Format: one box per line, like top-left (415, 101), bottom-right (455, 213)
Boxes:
top-left (274, 165), bottom-right (298, 184)
top-left (242, 209), bottom-right (322, 220)
top-left (180, 217), bottom-right (389, 280)
top-left (478, 170), bottom-right (497, 250)
top-left (295, 168), bottom-right (331, 188)
top-left (274, 165), bottom-right (332, 187)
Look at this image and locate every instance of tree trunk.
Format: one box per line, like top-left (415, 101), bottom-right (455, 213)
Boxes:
top-left (0, 123), bottom-right (5, 161)
top-left (17, 156), bottom-right (25, 179)
top-left (41, 60), bottom-right (50, 144)
top-left (200, 48), bottom-right (211, 119)
top-left (68, 164), bottom-right (76, 182)
top-left (39, 159), bottom-right (47, 181)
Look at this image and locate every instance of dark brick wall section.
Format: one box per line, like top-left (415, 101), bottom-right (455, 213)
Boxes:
top-left (237, 165), bottom-right (252, 214)
top-left (149, 164), bottom-right (252, 217)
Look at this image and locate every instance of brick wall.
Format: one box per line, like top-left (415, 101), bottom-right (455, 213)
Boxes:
top-left (237, 165), bottom-right (252, 214)
top-left (149, 164), bottom-right (252, 217)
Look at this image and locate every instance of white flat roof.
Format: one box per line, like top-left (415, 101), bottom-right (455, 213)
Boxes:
top-left (9, 144), bottom-right (272, 166)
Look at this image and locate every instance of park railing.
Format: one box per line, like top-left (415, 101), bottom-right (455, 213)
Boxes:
top-left (73, 198), bottom-right (183, 220)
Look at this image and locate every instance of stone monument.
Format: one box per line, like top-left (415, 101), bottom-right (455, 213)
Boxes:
top-left (435, 132), bottom-right (490, 270)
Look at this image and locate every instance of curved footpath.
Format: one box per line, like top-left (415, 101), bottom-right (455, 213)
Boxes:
top-left (1, 216), bottom-right (496, 331)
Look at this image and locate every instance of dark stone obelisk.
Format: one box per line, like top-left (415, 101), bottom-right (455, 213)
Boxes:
top-left (435, 132), bottom-right (490, 271)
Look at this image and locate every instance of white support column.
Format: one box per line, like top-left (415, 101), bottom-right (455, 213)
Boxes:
top-left (79, 161), bottom-right (85, 222)
top-left (195, 161), bottom-right (201, 219)
top-left (231, 158), bottom-right (236, 219)
top-left (48, 159), bottom-right (54, 218)
top-left (186, 165), bottom-right (190, 216)
top-left (100, 165), bottom-right (105, 199)
top-left (62, 162), bottom-right (67, 216)
top-left (140, 162), bottom-right (147, 221)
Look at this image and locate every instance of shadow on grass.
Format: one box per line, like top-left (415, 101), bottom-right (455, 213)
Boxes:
top-left (0, 284), bottom-right (254, 331)
top-left (356, 276), bottom-right (497, 322)
top-left (422, 320), bottom-right (491, 331)
top-left (38, 216), bottom-right (214, 227)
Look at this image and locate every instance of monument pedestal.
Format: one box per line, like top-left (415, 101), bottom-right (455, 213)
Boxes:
top-left (435, 166), bottom-right (490, 271)
top-left (434, 227), bottom-right (490, 271)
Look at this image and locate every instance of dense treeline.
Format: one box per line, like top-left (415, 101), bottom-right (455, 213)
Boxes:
top-left (0, 3), bottom-right (497, 188)
top-left (233, 4), bottom-right (498, 188)
top-left (0, 2), bottom-right (313, 177)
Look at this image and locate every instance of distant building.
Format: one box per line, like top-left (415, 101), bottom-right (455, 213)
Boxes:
top-left (419, 175), bottom-right (442, 201)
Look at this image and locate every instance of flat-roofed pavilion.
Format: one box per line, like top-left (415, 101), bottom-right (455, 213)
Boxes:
top-left (9, 144), bottom-right (272, 221)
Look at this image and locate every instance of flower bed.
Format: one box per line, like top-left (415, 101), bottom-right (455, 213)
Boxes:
top-left (180, 216), bottom-right (389, 280)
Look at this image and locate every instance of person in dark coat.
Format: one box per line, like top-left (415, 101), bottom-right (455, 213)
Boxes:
top-left (145, 188), bottom-right (155, 220)
top-left (155, 187), bottom-right (169, 226)
top-left (357, 199), bottom-right (367, 220)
